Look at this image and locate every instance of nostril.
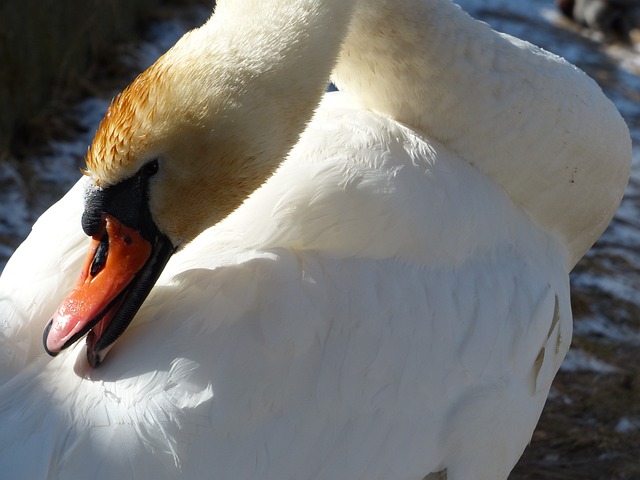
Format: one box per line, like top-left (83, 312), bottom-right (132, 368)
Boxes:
top-left (90, 232), bottom-right (109, 277)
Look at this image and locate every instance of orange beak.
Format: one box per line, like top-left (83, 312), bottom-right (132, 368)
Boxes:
top-left (43, 215), bottom-right (152, 358)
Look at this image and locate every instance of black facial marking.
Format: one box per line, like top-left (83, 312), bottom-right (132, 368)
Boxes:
top-left (82, 159), bottom-right (160, 241)
top-left (90, 232), bottom-right (109, 277)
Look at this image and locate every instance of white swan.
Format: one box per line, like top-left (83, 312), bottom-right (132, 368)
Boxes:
top-left (0, 0), bottom-right (631, 478)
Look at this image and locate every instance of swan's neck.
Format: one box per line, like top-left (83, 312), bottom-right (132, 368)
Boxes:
top-left (333, 0), bottom-right (630, 268)
top-left (197, 0), bottom-right (358, 153)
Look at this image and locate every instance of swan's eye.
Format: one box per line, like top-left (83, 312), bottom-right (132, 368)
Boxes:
top-left (140, 159), bottom-right (159, 178)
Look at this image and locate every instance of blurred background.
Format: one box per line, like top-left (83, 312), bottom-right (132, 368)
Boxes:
top-left (0, 0), bottom-right (638, 477)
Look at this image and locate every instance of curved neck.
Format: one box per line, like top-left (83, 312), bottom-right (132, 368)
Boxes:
top-left (142, 0), bottom-right (360, 244)
top-left (157, 0), bottom-right (629, 262)
top-left (333, 0), bottom-right (630, 267)
top-left (204, 0), bottom-right (358, 131)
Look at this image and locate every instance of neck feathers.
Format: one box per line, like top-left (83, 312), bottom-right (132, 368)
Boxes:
top-left (334, 0), bottom-right (631, 267)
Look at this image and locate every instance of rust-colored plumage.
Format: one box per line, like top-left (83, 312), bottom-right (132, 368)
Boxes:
top-left (85, 63), bottom-right (167, 185)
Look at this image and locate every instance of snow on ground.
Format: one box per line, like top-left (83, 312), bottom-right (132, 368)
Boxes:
top-left (561, 348), bottom-right (619, 373)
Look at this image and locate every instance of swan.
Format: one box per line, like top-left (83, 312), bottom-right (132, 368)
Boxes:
top-left (0, 0), bottom-right (631, 478)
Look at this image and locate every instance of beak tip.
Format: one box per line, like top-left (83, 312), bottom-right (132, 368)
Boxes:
top-left (42, 319), bottom-right (59, 357)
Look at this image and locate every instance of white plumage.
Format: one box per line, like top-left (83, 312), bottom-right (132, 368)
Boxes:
top-left (0, 0), bottom-right (630, 479)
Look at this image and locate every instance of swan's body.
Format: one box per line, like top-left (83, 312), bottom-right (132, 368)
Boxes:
top-left (0, 0), bottom-right (630, 479)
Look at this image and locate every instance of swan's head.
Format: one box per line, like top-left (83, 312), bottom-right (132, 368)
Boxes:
top-left (42, 23), bottom-right (314, 367)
